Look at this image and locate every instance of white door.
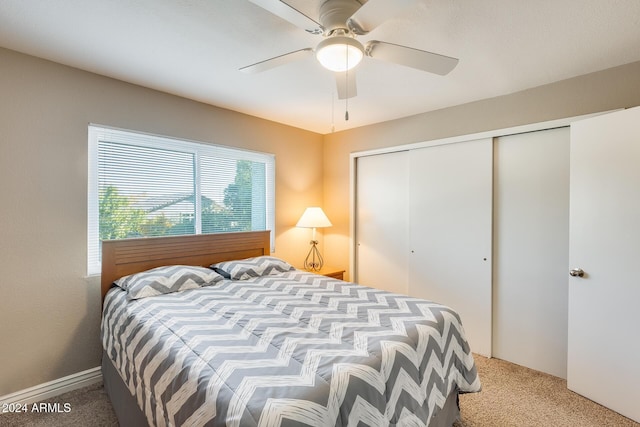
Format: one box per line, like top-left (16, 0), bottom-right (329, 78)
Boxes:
top-left (355, 151), bottom-right (409, 293)
top-left (408, 138), bottom-right (493, 356)
top-left (568, 107), bottom-right (640, 423)
top-left (493, 128), bottom-right (570, 378)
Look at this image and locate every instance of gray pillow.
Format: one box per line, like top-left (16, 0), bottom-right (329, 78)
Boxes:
top-left (212, 256), bottom-right (295, 281)
top-left (114, 265), bottom-right (223, 300)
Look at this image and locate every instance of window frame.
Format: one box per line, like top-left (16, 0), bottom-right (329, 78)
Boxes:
top-left (88, 124), bottom-right (275, 276)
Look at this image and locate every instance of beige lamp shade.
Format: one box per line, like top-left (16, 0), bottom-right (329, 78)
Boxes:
top-left (296, 207), bottom-right (332, 228)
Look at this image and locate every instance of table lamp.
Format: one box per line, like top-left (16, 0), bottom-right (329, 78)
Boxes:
top-left (296, 207), bottom-right (332, 271)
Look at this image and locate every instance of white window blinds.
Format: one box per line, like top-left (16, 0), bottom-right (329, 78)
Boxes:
top-left (88, 125), bottom-right (275, 275)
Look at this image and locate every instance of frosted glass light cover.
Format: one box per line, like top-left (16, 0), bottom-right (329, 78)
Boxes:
top-left (316, 36), bottom-right (364, 72)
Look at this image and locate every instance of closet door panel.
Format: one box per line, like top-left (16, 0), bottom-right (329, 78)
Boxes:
top-left (493, 127), bottom-right (569, 378)
top-left (408, 138), bottom-right (493, 356)
top-left (355, 151), bottom-right (409, 293)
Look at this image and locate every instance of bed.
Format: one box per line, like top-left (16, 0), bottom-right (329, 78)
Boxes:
top-left (100, 231), bottom-right (480, 426)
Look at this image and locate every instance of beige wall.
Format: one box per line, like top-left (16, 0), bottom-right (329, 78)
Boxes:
top-left (322, 61), bottom-right (640, 279)
top-left (0, 47), bottom-right (323, 396)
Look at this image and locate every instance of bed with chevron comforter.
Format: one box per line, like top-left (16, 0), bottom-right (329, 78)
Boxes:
top-left (101, 270), bottom-right (481, 426)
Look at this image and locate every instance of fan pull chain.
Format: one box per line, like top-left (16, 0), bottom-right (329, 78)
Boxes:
top-left (345, 47), bottom-right (350, 121)
top-left (331, 91), bottom-right (335, 132)
top-left (345, 78), bottom-right (349, 120)
top-left (345, 95), bottom-right (349, 120)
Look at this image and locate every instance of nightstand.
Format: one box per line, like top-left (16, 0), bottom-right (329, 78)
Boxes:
top-left (299, 266), bottom-right (345, 280)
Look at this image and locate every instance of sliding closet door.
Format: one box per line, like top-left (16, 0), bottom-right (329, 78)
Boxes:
top-left (408, 138), bottom-right (493, 356)
top-left (355, 151), bottom-right (409, 293)
top-left (493, 127), bottom-right (569, 378)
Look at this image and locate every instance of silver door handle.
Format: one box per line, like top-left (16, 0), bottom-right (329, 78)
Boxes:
top-left (569, 268), bottom-right (585, 277)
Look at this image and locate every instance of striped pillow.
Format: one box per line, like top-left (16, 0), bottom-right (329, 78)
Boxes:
top-left (114, 265), bottom-right (223, 300)
top-left (212, 256), bottom-right (295, 280)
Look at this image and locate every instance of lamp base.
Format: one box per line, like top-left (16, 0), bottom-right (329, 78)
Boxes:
top-left (303, 240), bottom-right (324, 271)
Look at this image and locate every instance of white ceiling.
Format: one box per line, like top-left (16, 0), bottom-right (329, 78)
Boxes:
top-left (1, 0), bottom-right (639, 134)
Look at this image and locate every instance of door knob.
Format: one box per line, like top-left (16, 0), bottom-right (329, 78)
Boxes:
top-left (569, 268), bottom-right (585, 277)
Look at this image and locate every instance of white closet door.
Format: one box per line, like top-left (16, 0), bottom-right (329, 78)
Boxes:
top-left (568, 107), bottom-right (640, 422)
top-left (355, 151), bottom-right (409, 293)
top-left (408, 138), bottom-right (493, 356)
top-left (493, 127), bottom-right (570, 378)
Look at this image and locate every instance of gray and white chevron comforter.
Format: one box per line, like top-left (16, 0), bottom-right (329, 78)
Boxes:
top-left (101, 270), bottom-right (481, 426)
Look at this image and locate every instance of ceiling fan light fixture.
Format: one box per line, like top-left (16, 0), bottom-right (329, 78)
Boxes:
top-left (316, 36), bottom-right (364, 72)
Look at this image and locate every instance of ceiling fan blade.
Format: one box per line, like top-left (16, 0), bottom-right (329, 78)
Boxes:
top-left (347, 0), bottom-right (417, 35)
top-left (365, 41), bottom-right (459, 75)
top-left (249, 0), bottom-right (322, 34)
top-left (336, 71), bottom-right (357, 99)
top-left (240, 48), bottom-right (314, 74)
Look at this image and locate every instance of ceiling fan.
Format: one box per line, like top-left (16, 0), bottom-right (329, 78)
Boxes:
top-left (241, 0), bottom-right (459, 99)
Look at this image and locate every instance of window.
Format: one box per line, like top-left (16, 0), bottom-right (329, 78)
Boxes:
top-left (88, 125), bottom-right (275, 275)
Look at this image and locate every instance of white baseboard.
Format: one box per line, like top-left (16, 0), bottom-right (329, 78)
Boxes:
top-left (0, 367), bottom-right (102, 405)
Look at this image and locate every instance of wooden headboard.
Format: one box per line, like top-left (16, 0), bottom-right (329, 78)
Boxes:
top-left (101, 230), bottom-right (271, 302)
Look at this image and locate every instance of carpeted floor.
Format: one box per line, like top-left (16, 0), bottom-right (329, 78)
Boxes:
top-left (1, 355), bottom-right (638, 426)
top-left (0, 381), bottom-right (117, 427)
top-left (454, 355), bottom-right (639, 427)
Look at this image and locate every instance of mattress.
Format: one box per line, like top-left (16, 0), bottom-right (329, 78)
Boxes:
top-left (101, 270), bottom-right (481, 426)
